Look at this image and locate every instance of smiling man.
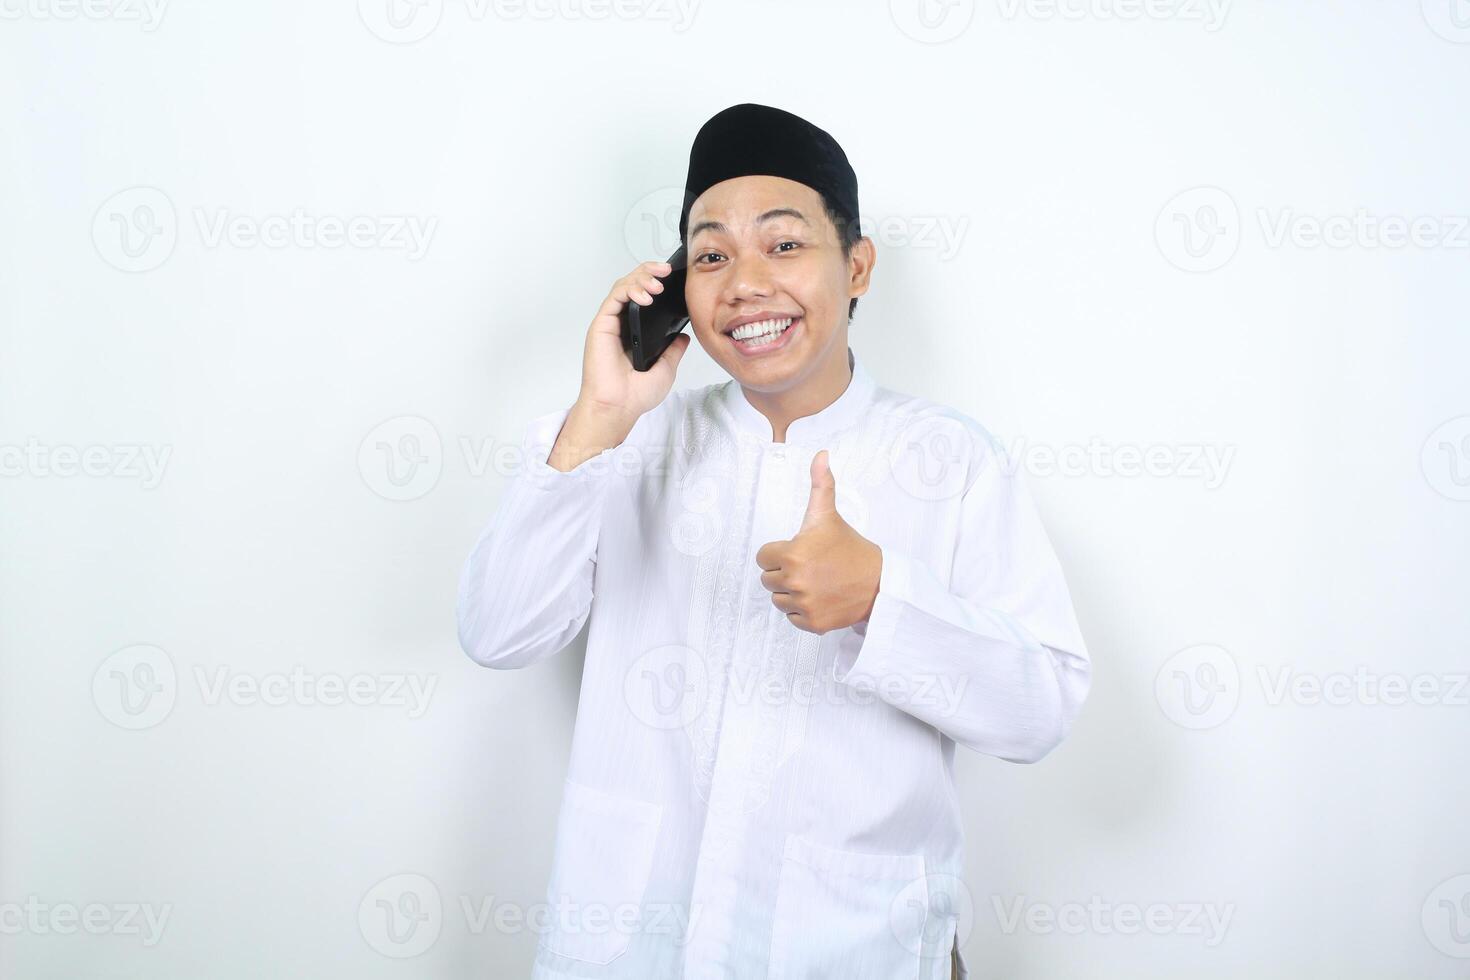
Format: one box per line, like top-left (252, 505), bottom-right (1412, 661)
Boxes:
top-left (457, 103), bottom-right (1091, 980)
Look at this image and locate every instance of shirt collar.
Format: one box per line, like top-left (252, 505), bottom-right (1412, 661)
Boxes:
top-left (717, 346), bottom-right (878, 446)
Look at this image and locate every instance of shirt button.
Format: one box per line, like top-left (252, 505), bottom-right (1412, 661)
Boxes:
top-left (770, 448), bottom-right (785, 461)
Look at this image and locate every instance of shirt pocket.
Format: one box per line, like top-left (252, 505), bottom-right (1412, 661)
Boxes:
top-left (767, 833), bottom-right (933, 980)
top-left (538, 779), bottom-right (663, 965)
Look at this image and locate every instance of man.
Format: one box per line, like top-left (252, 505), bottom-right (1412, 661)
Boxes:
top-left (457, 103), bottom-right (1091, 980)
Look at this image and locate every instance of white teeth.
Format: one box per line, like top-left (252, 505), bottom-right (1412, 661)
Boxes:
top-left (730, 317), bottom-right (794, 341)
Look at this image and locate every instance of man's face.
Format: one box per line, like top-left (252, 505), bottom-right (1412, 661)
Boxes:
top-left (684, 175), bottom-right (871, 393)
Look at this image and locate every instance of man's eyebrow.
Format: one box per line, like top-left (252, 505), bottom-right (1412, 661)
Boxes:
top-left (688, 208), bottom-right (810, 240)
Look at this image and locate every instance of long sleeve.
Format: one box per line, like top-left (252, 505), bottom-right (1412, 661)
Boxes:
top-left (833, 440), bottom-right (1091, 764)
top-left (456, 406), bottom-right (621, 669)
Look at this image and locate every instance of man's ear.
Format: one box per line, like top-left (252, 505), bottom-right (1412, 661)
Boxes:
top-left (848, 236), bottom-right (876, 301)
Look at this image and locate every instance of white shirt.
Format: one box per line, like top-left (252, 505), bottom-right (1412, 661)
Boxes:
top-left (457, 348), bottom-right (1090, 980)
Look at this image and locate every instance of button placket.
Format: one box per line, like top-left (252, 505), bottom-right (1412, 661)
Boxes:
top-left (686, 442), bottom-right (799, 966)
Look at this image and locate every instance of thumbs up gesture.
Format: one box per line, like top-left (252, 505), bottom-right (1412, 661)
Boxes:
top-left (754, 450), bottom-right (883, 635)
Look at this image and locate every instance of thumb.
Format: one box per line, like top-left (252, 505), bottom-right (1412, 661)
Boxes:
top-left (800, 449), bottom-right (837, 532)
top-left (655, 331), bottom-right (692, 371)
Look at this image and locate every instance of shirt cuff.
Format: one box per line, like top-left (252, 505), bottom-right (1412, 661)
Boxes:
top-left (519, 407), bottom-right (623, 492)
top-left (831, 548), bottom-right (915, 688)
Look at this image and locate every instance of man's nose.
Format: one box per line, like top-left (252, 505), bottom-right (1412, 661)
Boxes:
top-left (724, 254), bottom-right (775, 302)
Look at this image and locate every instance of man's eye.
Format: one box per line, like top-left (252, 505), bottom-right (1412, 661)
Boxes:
top-left (695, 252), bottom-right (723, 265)
top-left (774, 241), bottom-right (800, 253)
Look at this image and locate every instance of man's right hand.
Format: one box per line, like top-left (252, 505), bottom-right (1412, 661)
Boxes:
top-left (547, 261), bottom-right (693, 473)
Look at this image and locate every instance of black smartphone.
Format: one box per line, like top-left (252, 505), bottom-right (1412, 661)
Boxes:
top-left (620, 245), bottom-right (690, 372)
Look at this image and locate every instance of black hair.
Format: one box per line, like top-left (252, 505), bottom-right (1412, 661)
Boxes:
top-left (817, 192), bottom-right (862, 323)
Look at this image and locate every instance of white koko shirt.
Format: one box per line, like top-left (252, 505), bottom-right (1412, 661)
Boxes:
top-left (457, 348), bottom-right (1090, 980)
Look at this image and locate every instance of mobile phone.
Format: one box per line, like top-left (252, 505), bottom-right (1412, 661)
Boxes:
top-left (620, 245), bottom-right (690, 372)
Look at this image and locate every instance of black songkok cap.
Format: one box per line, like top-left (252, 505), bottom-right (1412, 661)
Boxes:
top-left (677, 103), bottom-right (860, 246)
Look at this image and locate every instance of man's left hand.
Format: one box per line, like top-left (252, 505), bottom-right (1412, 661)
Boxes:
top-left (755, 449), bottom-right (882, 635)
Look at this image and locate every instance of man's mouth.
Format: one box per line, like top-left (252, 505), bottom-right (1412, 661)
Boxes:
top-left (726, 315), bottom-right (799, 351)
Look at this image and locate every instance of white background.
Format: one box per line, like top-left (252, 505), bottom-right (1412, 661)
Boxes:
top-left (3, 0), bottom-right (1468, 976)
